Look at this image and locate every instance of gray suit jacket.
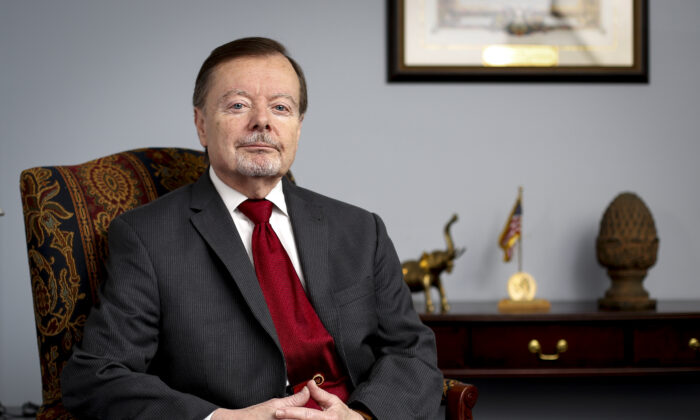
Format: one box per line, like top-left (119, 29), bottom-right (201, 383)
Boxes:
top-left (61, 172), bottom-right (443, 419)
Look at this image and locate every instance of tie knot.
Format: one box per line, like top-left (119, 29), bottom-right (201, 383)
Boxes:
top-left (238, 199), bottom-right (273, 225)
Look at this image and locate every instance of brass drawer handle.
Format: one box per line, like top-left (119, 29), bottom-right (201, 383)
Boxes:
top-left (528, 339), bottom-right (568, 361)
top-left (690, 338), bottom-right (699, 351)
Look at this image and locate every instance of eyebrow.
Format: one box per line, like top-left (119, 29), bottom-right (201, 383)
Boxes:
top-left (218, 89), bottom-right (299, 109)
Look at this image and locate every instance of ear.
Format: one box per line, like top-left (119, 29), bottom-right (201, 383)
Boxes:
top-left (194, 107), bottom-right (207, 147)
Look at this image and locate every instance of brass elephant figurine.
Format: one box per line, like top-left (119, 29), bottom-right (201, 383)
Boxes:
top-left (402, 214), bottom-right (465, 313)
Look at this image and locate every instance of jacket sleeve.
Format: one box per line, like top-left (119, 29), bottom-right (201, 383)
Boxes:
top-left (346, 214), bottom-right (444, 419)
top-left (61, 216), bottom-right (217, 420)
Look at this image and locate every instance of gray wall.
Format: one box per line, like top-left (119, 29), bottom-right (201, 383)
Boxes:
top-left (1, 0), bottom-right (699, 418)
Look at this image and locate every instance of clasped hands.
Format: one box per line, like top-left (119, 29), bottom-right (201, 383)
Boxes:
top-left (212, 379), bottom-right (364, 420)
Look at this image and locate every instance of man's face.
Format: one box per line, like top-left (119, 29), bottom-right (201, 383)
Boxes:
top-left (194, 53), bottom-right (303, 187)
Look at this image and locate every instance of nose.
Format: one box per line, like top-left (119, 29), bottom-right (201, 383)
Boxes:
top-left (248, 106), bottom-right (270, 132)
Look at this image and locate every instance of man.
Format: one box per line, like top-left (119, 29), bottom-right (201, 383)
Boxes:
top-left (62, 37), bottom-right (443, 420)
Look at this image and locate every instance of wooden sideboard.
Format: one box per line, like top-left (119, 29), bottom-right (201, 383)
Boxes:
top-left (420, 301), bottom-right (700, 378)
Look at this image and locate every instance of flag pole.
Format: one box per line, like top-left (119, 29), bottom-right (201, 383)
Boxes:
top-left (517, 186), bottom-right (523, 273)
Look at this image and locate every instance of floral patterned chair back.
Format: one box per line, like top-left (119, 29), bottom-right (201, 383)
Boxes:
top-left (20, 148), bottom-right (207, 419)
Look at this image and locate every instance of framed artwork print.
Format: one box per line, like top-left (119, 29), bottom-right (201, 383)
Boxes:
top-left (388, 0), bottom-right (648, 82)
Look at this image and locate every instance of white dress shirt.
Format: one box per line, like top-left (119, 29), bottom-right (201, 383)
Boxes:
top-left (208, 166), bottom-right (306, 287)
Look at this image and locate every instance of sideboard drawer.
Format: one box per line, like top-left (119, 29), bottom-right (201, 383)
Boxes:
top-left (468, 324), bottom-right (625, 369)
top-left (634, 321), bottom-right (700, 366)
top-left (432, 325), bottom-right (471, 369)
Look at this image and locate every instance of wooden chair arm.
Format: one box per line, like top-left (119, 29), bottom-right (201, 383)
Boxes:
top-left (443, 379), bottom-right (478, 420)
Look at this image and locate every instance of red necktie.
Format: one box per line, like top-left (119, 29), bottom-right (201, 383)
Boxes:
top-left (238, 199), bottom-right (349, 407)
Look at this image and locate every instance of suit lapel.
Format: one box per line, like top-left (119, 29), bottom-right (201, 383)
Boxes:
top-left (283, 180), bottom-right (344, 355)
top-left (189, 173), bottom-right (281, 350)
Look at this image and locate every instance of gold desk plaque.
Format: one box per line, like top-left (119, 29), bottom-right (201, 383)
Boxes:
top-left (498, 272), bottom-right (550, 314)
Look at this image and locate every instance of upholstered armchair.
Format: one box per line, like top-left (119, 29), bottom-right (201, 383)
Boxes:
top-left (20, 148), bottom-right (477, 419)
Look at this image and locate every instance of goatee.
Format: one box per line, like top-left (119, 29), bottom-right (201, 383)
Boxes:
top-left (235, 132), bottom-right (282, 177)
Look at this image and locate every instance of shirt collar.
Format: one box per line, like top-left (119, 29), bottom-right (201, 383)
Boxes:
top-left (209, 166), bottom-right (288, 216)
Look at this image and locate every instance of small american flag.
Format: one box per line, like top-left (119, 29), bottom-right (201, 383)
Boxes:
top-left (499, 197), bottom-right (522, 262)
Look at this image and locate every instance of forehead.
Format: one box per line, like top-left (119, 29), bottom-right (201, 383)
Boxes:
top-left (207, 54), bottom-right (300, 101)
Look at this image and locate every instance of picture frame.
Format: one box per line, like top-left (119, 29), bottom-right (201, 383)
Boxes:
top-left (387, 0), bottom-right (648, 82)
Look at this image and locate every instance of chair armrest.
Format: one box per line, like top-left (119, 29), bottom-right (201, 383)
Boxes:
top-left (443, 379), bottom-right (478, 420)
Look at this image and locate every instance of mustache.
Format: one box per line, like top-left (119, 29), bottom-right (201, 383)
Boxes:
top-left (236, 133), bottom-right (280, 151)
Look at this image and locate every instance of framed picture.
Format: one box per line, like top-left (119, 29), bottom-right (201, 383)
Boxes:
top-left (388, 0), bottom-right (648, 82)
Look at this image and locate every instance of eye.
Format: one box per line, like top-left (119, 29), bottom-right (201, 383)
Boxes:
top-left (231, 103), bottom-right (244, 110)
top-left (274, 104), bottom-right (288, 112)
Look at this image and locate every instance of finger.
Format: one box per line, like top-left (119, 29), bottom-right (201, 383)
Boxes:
top-left (274, 406), bottom-right (321, 419)
top-left (271, 386), bottom-right (311, 409)
top-left (306, 379), bottom-right (338, 409)
top-left (287, 386), bottom-right (311, 407)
